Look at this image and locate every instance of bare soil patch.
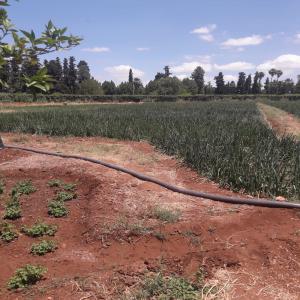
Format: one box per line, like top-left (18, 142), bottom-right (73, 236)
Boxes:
top-left (0, 133), bottom-right (299, 299)
top-left (258, 103), bottom-right (300, 140)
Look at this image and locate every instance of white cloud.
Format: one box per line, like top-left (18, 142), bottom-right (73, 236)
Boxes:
top-left (214, 61), bottom-right (255, 71)
top-left (257, 54), bottom-right (300, 74)
top-left (136, 47), bottom-right (150, 52)
top-left (184, 55), bottom-right (212, 62)
top-left (172, 61), bottom-right (213, 74)
top-left (294, 33), bottom-right (300, 43)
top-left (176, 74), bottom-right (189, 80)
top-left (191, 24), bottom-right (216, 35)
top-left (221, 35), bottom-right (264, 48)
top-left (82, 47), bottom-right (110, 53)
top-left (104, 65), bottom-right (144, 83)
top-left (191, 24), bottom-right (216, 42)
top-left (224, 75), bottom-right (238, 82)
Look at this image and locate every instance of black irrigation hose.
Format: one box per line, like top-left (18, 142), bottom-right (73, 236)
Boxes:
top-left (1, 140), bottom-right (300, 209)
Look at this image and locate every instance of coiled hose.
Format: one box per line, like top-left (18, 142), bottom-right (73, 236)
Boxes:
top-left (1, 139), bottom-right (300, 209)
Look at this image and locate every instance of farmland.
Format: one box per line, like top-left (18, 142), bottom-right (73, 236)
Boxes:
top-left (1, 100), bottom-right (299, 199)
top-left (265, 100), bottom-right (300, 118)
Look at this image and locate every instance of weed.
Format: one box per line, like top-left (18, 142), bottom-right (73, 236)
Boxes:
top-left (11, 180), bottom-right (36, 196)
top-left (48, 179), bottom-right (63, 188)
top-left (22, 221), bottom-right (57, 237)
top-left (133, 273), bottom-right (199, 300)
top-left (152, 231), bottom-right (166, 241)
top-left (4, 200), bottom-right (21, 220)
top-left (48, 200), bottom-right (68, 217)
top-left (0, 222), bottom-right (18, 242)
top-left (30, 240), bottom-right (57, 256)
top-left (183, 231), bottom-right (201, 246)
top-left (7, 265), bottom-right (47, 290)
top-left (0, 179), bottom-right (4, 194)
top-left (55, 191), bottom-right (77, 202)
top-left (150, 206), bottom-right (181, 223)
top-left (48, 179), bottom-right (76, 191)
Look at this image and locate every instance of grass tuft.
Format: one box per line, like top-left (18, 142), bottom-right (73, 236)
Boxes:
top-left (22, 221), bottom-right (57, 237)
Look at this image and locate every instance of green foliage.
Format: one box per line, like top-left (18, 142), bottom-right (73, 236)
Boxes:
top-left (4, 199), bottom-right (21, 220)
top-left (54, 191), bottom-right (76, 202)
top-left (0, 222), bottom-right (18, 242)
top-left (48, 200), bottom-right (68, 217)
top-left (48, 179), bottom-right (76, 191)
top-left (150, 206), bottom-right (181, 223)
top-left (78, 79), bottom-right (103, 95)
top-left (133, 273), bottom-right (199, 300)
top-left (11, 180), bottom-right (36, 196)
top-left (265, 100), bottom-right (300, 118)
top-left (0, 102), bottom-right (299, 198)
top-left (7, 265), bottom-right (47, 290)
top-left (22, 221), bottom-right (57, 237)
top-left (0, 179), bottom-right (4, 194)
top-left (30, 240), bottom-right (57, 256)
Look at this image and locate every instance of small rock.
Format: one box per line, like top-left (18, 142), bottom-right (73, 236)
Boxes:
top-left (276, 196), bottom-right (286, 202)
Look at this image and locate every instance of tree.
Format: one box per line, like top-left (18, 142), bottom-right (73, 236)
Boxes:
top-left (275, 70), bottom-right (283, 81)
top-left (117, 81), bottom-right (132, 94)
top-left (77, 60), bottom-right (90, 83)
top-left (182, 78), bottom-right (198, 95)
top-left (0, 0), bottom-right (81, 91)
top-left (295, 76), bottom-right (300, 94)
top-left (62, 58), bottom-right (69, 90)
top-left (133, 77), bottom-right (144, 94)
top-left (264, 77), bottom-right (270, 94)
top-left (68, 56), bottom-right (77, 93)
top-left (78, 78), bottom-right (103, 95)
top-left (269, 69), bottom-right (277, 82)
top-left (164, 65), bottom-right (171, 77)
top-left (145, 77), bottom-right (182, 95)
top-left (226, 81), bottom-right (236, 94)
top-left (154, 72), bottom-right (165, 80)
top-left (10, 58), bottom-right (20, 92)
top-left (0, 58), bottom-right (9, 91)
top-left (214, 72), bottom-right (225, 94)
top-left (102, 80), bottom-right (116, 95)
top-left (236, 72), bottom-right (246, 94)
top-left (252, 72), bottom-right (260, 94)
top-left (128, 68), bottom-right (134, 94)
top-left (204, 82), bottom-right (214, 94)
top-left (191, 66), bottom-right (205, 94)
top-left (244, 74), bottom-right (252, 94)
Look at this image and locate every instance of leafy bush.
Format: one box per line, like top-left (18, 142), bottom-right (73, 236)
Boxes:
top-left (150, 206), bottom-right (181, 223)
top-left (0, 222), bottom-right (18, 242)
top-left (30, 240), bottom-right (57, 256)
top-left (48, 179), bottom-right (63, 187)
top-left (4, 200), bottom-right (21, 220)
top-left (55, 191), bottom-right (76, 202)
top-left (11, 180), bottom-right (36, 196)
top-left (22, 221), bottom-right (57, 237)
top-left (7, 265), bottom-right (47, 290)
top-left (48, 200), bottom-right (68, 217)
top-left (134, 273), bottom-right (199, 300)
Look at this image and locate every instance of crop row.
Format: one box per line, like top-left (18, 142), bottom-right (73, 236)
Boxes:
top-left (265, 100), bottom-right (300, 118)
top-left (0, 101), bottom-right (299, 199)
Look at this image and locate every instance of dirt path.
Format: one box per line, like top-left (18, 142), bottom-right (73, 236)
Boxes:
top-left (258, 102), bottom-right (300, 140)
top-left (0, 133), bottom-right (300, 299)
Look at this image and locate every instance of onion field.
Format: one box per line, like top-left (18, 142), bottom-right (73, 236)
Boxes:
top-left (0, 101), bottom-right (299, 199)
top-left (265, 100), bottom-right (300, 118)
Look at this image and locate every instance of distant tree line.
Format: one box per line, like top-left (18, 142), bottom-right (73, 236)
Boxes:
top-left (1, 57), bottom-right (300, 96)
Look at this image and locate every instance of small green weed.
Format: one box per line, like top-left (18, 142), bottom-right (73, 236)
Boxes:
top-left (152, 231), bottom-right (166, 241)
top-left (0, 222), bottom-right (18, 242)
top-left (22, 221), bottom-right (57, 237)
top-left (7, 265), bottom-right (47, 290)
top-left (4, 200), bottom-right (21, 220)
top-left (11, 180), bottom-right (36, 196)
top-left (48, 200), bottom-right (68, 218)
top-left (0, 179), bottom-right (5, 194)
top-left (48, 179), bottom-right (76, 191)
top-left (55, 191), bottom-right (77, 202)
top-left (48, 179), bottom-right (63, 187)
top-left (133, 273), bottom-right (199, 300)
top-left (150, 206), bottom-right (181, 223)
top-left (30, 240), bottom-right (57, 256)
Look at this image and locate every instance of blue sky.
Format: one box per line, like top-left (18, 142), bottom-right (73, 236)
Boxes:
top-left (8, 0), bottom-right (300, 84)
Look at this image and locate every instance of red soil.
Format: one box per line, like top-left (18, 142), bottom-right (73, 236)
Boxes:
top-left (0, 135), bottom-right (300, 299)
